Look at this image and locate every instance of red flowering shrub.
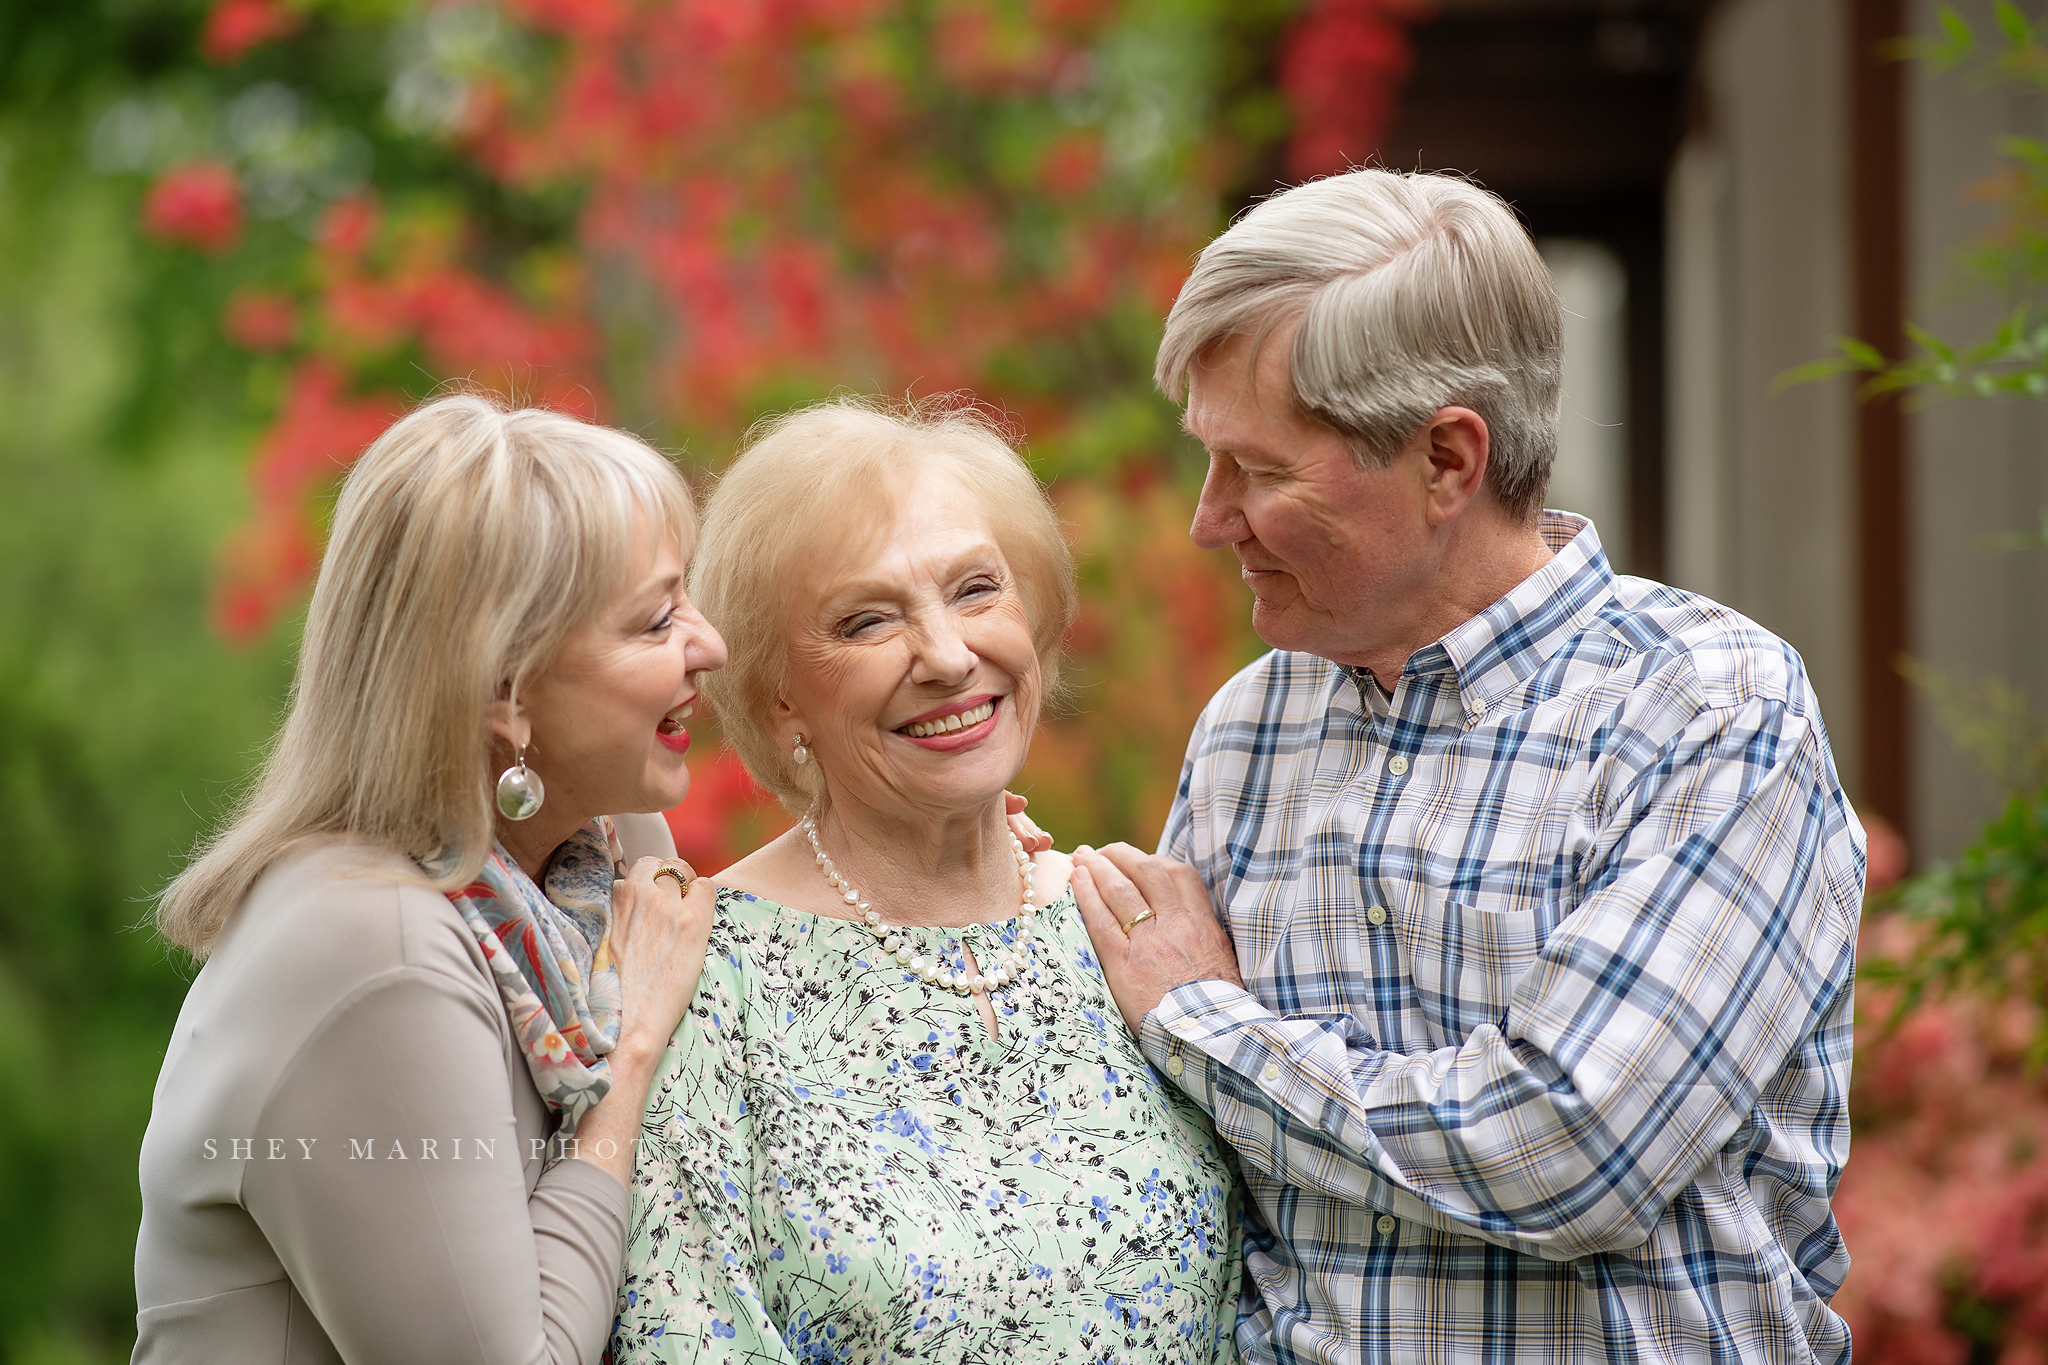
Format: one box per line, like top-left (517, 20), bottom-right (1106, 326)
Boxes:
top-left (1835, 933), bottom-right (2048, 1361)
top-left (221, 289), bottom-right (299, 351)
top-left (201, 0), bottom-right (304, 65)
top-left (1832, 817), bottom-right (2048, 1361)
top-left (212, 362), bottom-right (402, 642)
top-left (163, 0), bottom-right (1419, 844)
top-left (662, 744), bottom-right (789, 876)
top-left (1280, 0), bottom-right (1421, 179)
top-left (141, 161), bottom-right (242, 254)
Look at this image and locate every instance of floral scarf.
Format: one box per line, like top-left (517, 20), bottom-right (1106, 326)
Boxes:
top-left (431, 818), bottom-right (625, 1138)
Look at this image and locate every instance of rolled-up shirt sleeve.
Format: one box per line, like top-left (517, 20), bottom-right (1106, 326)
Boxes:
top-left (1140, 697), bottom-right (1863, 1261)
top-left (244, 967), bottom-right (629, 1365)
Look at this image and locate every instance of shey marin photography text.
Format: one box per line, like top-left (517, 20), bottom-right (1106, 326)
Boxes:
top-left (199, 1135), bottom-right (639, 1163)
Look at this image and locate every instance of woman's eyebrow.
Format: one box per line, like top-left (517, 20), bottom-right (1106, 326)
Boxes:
top-left (621, 570), bottom-right (683, 613)
top-left (820, 547), bottom-right (1004, 606)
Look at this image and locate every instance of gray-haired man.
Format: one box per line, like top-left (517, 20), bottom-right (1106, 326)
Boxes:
top-left (1070, 169), bottom-right (1864, 1364)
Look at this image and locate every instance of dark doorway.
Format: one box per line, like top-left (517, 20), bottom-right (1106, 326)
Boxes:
top-left (1372, 0), bottom-right (1710, 580)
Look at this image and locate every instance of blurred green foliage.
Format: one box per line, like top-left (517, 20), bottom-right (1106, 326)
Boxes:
top-left (1, 6), bottom-right (299, 1359)
top-left (1783, 1), bottom-right (2048, 401)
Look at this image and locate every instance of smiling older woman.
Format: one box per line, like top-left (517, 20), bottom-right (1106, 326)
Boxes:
top-left (608, 399), bottom-right (1242, 1365)
top-left (135, 394), bottom-right (727, 1365)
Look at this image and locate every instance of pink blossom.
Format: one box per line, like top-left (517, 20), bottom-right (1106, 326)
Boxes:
top-left (142, 161), bottom-right (242, 255)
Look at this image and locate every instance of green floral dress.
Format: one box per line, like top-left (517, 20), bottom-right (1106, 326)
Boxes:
top-left (610, 885), bottom-right (1242, 1365)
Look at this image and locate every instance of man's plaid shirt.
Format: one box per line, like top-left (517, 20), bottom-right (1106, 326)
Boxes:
top-left (1141, 514), bottom-right (1863, 1364)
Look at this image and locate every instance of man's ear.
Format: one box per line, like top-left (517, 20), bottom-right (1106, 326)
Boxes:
top-left (1421, 406), bottom-right (1491, 528)
top-left (486, 698), bottom-right (532, 753)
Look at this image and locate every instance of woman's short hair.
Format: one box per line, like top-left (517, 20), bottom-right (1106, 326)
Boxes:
top-left (157, 391), bottom-right (696, 957)
top-left (691, 396), bottom-right (1076, 814)
top-left (1155, 168), bottom-right (1564, 521)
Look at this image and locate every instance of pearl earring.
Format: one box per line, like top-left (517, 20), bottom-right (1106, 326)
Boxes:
top-left (792, 733), bottom-right (811, 766)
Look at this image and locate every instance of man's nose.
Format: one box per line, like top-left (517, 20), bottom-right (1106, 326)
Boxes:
top-left (1189, 462), bottom-right (1246, 551)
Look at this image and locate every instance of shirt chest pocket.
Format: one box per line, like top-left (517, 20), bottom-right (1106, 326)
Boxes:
top-left (1400, 898), bottom-right (1556, 1045)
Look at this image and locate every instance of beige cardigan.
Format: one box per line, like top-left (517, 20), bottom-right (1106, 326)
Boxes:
top-left (132, 814), bottom-right (676, 1365)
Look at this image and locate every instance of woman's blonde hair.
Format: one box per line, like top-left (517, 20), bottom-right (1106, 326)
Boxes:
top-left (691, 396), bottom-right (1076, 814)
top-left (157, 391), bottom-right (696, 957)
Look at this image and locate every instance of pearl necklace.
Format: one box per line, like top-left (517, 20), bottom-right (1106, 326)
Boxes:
top-left (800, 815), bottom-right (1038, 997)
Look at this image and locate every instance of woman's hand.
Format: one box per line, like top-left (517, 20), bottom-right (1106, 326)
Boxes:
top-left (567, 855), bottom-right (714, 1183)
top-left (1004, 792), bottom-right (1053, 854)
top-left (608, 855), bottom-right (716, 1054)
top-left (1071, 844), bottom-right (1243, 1038)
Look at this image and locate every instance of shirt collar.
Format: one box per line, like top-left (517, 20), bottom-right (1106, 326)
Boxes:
top-left (1334, 512), bottom-right (1616, 724)
top-left (1438, 511), bottom-right (1614, 717)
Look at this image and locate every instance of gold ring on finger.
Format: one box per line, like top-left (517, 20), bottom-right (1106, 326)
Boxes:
top-left (1121, 907), bottom-right (1156, 934)
top-left (653, 864), bottom-right (694, 895)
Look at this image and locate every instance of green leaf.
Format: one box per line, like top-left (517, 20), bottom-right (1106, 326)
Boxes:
top-left (1863, 367), bottom-right (1924, 397)
top-left (1996, 0), bottom-right (2034, 49)
top-left (1772, 360), bottom-right (1847, 391)
top-left (1904, 4), bottom-right (1978, 67)
top-left (1771, 342), bottom-right (1877, 391)
top-left (1906, 320), bottom-right (1960, 362)
top-left (2000, 133), bottom-right (2048, 164)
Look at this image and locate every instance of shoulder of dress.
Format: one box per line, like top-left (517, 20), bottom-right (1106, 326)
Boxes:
top-left (240, 842), bottom-right (506, 991)
top-left (703, 884), bottom-right (795, 962)
top-left (189, 845), bottom-right (503, 1062)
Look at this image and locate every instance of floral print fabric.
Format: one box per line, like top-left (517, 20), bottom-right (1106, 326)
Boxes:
top-left (435, 817), bottom-right (625, 1137)
top-left (611, 885), bottom-right (1242, 1365)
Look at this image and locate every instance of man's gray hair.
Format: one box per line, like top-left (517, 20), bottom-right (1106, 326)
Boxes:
top-left (1156, 169), bottom-right (1564, 520)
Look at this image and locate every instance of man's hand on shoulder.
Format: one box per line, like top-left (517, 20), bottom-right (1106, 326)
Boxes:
top-left (1071, 844), bottom-right (1243, 1037)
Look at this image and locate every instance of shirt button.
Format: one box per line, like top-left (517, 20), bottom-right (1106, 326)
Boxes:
top-left (1167, 1055), bottom-right (1184, 1078)
top-left (1376, 1214), bottom-right (1397, 1236)
top-left (1261, 1061), bottom-right (1281, 1082)
top-left (1366, 905), bottom-right (1388, 926)
top-left (1386, 755), bottom-right (1409, 776)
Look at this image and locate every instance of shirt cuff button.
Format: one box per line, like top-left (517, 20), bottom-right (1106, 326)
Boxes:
top-left (1167, 1055), bottom-right (1184, 1078)
top-left (1376, 1214), bottom-right (1397, 1236)
top-left (1261, 1061), bottom-right (1281, 1081)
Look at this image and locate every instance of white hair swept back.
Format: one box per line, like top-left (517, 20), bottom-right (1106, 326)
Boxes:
top-left (156, 391), bottom-right (697, 957)
top-left (1156, 168), bottom-right (1564, 520)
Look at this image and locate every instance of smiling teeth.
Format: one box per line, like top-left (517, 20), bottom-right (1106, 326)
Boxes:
top-left (902, 700), bottom-right (994, 738)
top-left (658, 702), bottom-right (694, 733)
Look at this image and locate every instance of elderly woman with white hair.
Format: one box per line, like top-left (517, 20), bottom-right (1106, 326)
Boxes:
top-left (134, 394), bottom-right (728, 1364)
top-left (609, 399), bottom-right (1242, 1365)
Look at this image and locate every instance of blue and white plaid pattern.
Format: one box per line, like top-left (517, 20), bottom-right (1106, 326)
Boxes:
top-left (1142, 514), bottom-right (1864, 1365)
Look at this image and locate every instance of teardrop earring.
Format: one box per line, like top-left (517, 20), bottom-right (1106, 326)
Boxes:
top-left (791, 733), bottom-right (811, 766)
top-left (496, 745), bottom-right (545, 820)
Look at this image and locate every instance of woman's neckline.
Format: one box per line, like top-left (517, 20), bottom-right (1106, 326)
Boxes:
top-left (713, 882), bottom-right (1074, 933)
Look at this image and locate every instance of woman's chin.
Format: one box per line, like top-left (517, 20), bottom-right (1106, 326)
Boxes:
top-left (886, 760), bottom-right (1027, 817)
top-left (633, 764), bottom-right (693, 815)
